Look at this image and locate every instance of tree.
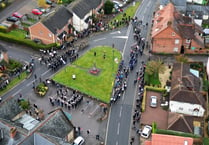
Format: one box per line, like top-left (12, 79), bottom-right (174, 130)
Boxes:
top-left (103, 0), bottom-right (114, 14)
top-left (38, 0), bottom-right (47, 8)
top-left (145, 59), bottom-right (165, 79)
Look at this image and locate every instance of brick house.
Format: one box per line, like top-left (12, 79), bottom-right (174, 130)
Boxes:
top-left (169, 63), bottom-right (206, 117)
top-left (29, 6), bottom-right (73, 45)
top-left (151, 3), bottom-right (204, 54)
top-left (0, 44), bottom-right (8, 63)
top-left (67, 0), bottom-right (103, 32)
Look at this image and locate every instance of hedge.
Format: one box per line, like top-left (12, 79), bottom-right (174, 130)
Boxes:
top-left (0, 32), bottom-right (57, 50)
top-left (145, 86), bottom-right (166, 93)
top-left (155, 129), bottom-right (200, 138)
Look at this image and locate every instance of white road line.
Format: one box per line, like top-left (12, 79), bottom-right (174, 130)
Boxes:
top-left (142, 15), bottom-right (144, 21)
top-left (116, 141), bottom-right (118, 145)
top-left (112, 36), bottom-right (128, 39)
top-left (41, 69), bottom-right (51, 77)
top-left (110, 31), bottom-right (121, 34)
top-left (93, 38), bottom-right (106, 42)
top-left (119, 106), bottom-right (122, 117)
top-left (117, 123), bottom-right (120, 135)
top-left (12, 89), bottom-right (22, 96)
top-left (26, 81), bottom-right (32, 87)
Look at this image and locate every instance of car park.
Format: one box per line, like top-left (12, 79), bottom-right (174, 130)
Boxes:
top-left (150, 96), bottom-right (157, 108)
top-left (141, 125), bottom-right (152, 138)
top-left (12, 12), bottom-right (23, 18)
top-left (6, 16), bottom-right (18, 22)
top-left (73, 136), bottom-right (85, 145)
top-left (32, 9), bottom-right (43, 15)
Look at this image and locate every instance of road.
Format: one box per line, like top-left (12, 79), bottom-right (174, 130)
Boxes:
top-left (105, 0), bottom-right (159, 145)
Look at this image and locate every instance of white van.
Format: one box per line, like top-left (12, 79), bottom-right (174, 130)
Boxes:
top-left (73, 136), bottom-right (85, 145)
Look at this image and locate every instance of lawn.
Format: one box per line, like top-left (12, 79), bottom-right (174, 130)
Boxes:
top-left (52, 46), bottom-right (122, 103)
top-left (109, 1), bottom-right (140, 26)
top-left (144, 72), bottom-right (161, 86)
top-left (0, 71), bottom-right (27, 96)
top-left (7, 29), bottom-right (27, 39)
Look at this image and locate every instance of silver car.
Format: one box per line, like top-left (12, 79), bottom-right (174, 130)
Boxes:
top-left (150, 96), bottom-right (157, 107)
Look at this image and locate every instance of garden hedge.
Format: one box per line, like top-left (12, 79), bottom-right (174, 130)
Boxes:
top-left (0, 32), bottom-right (57, 50)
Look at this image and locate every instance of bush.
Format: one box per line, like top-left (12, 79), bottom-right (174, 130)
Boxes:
top-left (145, 86), bottom-right (166, 93)
top-left (36, 83), bottom-right (48, 97)
top-left (0, 26), bottom-right (7, 33)
top-left (103, 0), bottom-right (114, 14)
top-left (19, 100), bottom-right (30, 110)
top-left (0, 32), bottom-right (57, 50)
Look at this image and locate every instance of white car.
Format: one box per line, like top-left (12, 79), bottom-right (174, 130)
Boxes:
top-left (73, 136), bottom-right (85, 145)
top-left (113, 0), bottom-right (123, 7)
top-left (141, 125), bottom-right (152, 138)
top-left (150, 96), bottom-right (157, 108)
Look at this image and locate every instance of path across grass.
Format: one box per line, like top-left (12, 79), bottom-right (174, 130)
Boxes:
top-left (53, 46), bottom-right (122, 103)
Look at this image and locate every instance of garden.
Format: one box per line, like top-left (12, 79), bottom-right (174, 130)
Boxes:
top-left (52, 46), bottom-right (122, 103)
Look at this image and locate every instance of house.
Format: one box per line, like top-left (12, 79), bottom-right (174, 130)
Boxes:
top-left (67, 0), bottom-right (103, 32)
top-left (29, 6), bottom-right (73, 45)
top-left (169, 63), bottom-right (206, 117)
top-left (151, 3), bottom-right (204, 54)
top-left (168, 112), bottom-right (203, 135)
top-left (0, 96), bottom-right (75, 144)
top-left (144, 133), bottom-right (193, 145)
top-left (160, 0), bottom-right (187, 13)
top-left (0, 44), bottom-right (8, 63)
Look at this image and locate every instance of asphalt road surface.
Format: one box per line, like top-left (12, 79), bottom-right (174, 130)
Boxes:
top-left (105, 0), bottom-right (159, 145)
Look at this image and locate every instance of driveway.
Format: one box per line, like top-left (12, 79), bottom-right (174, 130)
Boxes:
top-left (140, 91), bottom-right (168, 129)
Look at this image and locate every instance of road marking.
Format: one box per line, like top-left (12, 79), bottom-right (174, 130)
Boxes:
top-left (110, 31), bottom-right (121, 34)
top-left (142, 15), bottom-right (144, 21)
top-left (93, 38), bottom-right (106, 42)
top-left (112, 36), bottom-right (128, 39)
top-left (116, 141), bottom-right (118, 145)
top-left (119, 106), bottom-right (122, 117)
top-left (41, 69), bottom-right (51, 77)
top-left (117, 123), bottom-right (120, 135)
top-left (12, 89), bottom-right (22, 96)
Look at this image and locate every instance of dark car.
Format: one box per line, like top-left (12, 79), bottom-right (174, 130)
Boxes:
top-left (46, 0), bottom-right (52, 5)
top-left (33, 38), bottom-right (42, 44)
top-left (6, 16), bottom-right (18, 22)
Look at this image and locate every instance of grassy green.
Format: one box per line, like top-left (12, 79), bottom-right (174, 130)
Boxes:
top-left (204, 138), bottom-right (209, 145)
top-left (109, 1), bottom-right (140, 26)
top-left (0, 71), bottom-right (27, 96)
top-left (145, 72), bottom-right (161, 86)
top-left (53, 46), bottom-right (122, 103)
top-left (6, 29), bottom-right (27, 39)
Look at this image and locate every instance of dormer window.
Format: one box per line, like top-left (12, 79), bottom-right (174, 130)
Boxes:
top-left (172, 32), bottom-right (175, 36)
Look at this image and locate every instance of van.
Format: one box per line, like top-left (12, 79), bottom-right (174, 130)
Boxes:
top-left (73, 136), bottom-right (85, 145)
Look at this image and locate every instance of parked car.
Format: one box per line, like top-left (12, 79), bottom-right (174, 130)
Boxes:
top-left (46, 0), bottom-right (52, 5)
top-left (113, 0), bottom-right (123, 8)
top-left (6, 16), bottom-right (18, 22)
top-left (150, 96), bottom-right (157, 108)
top-left (12, 12), bottom-right (23, 18)
top-left (32, 9), bottom-right (43, 15)
top-left (36, 7), bottom-right (46, 13)
top-left (33, 38), bottom-right (42, 44)
top-left (73, 136), bottom-right (85, 145)
top-left (141, 125), bottom-right (152, 138)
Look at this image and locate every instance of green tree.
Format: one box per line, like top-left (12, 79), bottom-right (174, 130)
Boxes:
top-left (103, 0), bottom-right (114, 14)
top-left (146, 59), bottom-right (165, 79)
top-left (38, 0), bottom-right (47, 8)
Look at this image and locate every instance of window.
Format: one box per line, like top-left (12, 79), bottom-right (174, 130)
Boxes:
top-left (186, 39), bottom-right (190, 43)
top-left (179, 107), bottom-right (183, 111)
top-left (175, 39), bottom-right (179, 44)
top-left (173, 47), bottom-right (178, 52)
top-left (172, 32), bottom-right (175, 36)
top-left (48, 33), bottom-right (52, 37)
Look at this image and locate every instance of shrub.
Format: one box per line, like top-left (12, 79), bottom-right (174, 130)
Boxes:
top-left (19, 100), bottom-right (30, 110)
top-left (36, 83), bottom-right (48, 97)
top-left (0, 26), bottom-right (7, 33)
top-left (145, 86), bottom-right (166, 93)
top-left (103, 0), bottom-right (114, 14)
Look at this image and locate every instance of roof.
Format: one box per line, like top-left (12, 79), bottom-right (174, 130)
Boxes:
top-left (170, 63), bottom-right (205, 107)
top-left (0, 121), bottom-right (25, 145)
top-left (152, 3), bottom-right (204, 46)
top-left (0, 44), bottom-right (7, 52)
top-left (168, 112), bottom-right (202, 133)
top-left (150, 134), bottom-right (193, 145)
top-left (20, 133), bottom-right (55, 145)
top-left (42, 6), bottom-right (73, 34)
top-left (0, 96), bottom-right (23, 121)
top-left (37, 108), bottom-right (74, 139)
top-left (67, 0), bottom-right (102, 19)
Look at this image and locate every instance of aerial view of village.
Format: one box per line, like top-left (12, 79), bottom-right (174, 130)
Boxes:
top-left (0, 0), bottom-right (209, 144)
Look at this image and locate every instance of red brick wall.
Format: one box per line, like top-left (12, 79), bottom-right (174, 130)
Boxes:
top-left (29, 22), bottom-right (56, 44)
top-left (152, 27), bottom-right (182, 53)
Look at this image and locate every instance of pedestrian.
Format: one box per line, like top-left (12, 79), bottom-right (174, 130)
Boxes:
top-left (103, 53), bottom-right (106, 59)
top-left (34, 74), bottom-right (37, 80)
top-left (94, 51), bottom-right (96, 56)
top-left (39, 77), bottom-right (42, 82)
top-left (87, 129), bottom-right (90, 134)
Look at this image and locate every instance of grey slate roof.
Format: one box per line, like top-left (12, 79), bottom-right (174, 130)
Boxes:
top-left (42, 6), bottom-right (73, 34)
top-left (37, 109), bottom-right (74, 139)
top-left (20, 133), bottom-right (55, 145)
top-left (68, 0), bottom-right (102, 19)
top-left (0, 97), bottom-right (23, 121)
top-left (160, 0), bottom-right (186, 12)
top-left (0, 121), bottom-right (25, 145)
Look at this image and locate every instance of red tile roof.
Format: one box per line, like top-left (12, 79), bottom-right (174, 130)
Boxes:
top-left (151, 134), bottom-right (193, 145)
